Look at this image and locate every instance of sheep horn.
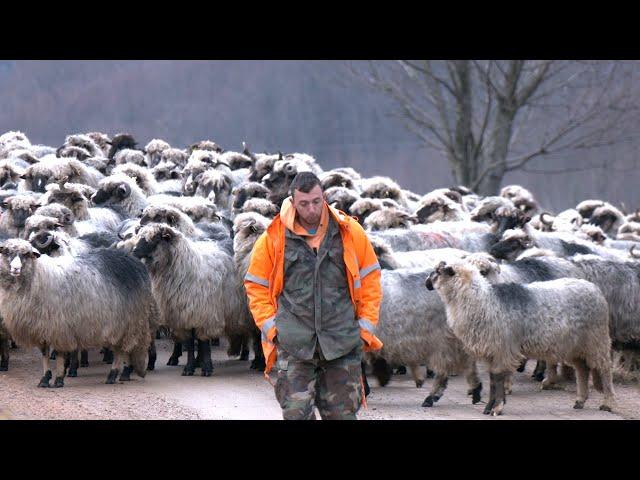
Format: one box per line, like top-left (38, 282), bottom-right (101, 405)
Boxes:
top-left (540, 212), bottom-right (553, 226)
top-left (33, 233), bottom-right (54, 249)
top-left (630, 245), bottom-right (640, 259)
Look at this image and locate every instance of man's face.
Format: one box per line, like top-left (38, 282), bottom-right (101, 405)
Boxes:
top-left (292, 185), bottom-right (324, 226)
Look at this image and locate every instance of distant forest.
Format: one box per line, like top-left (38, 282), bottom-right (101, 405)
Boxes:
top-left (0, 60), bottom-right (638, 212)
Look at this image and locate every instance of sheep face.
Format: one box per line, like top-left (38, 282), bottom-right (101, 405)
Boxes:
top-left (263, 159), bottom-right (304, 194)
top-left (463, 252), bottom-right (501, 282)
top-left (21, 166), bottom-right (52, 193)
top-left (28, 230), bottom-right (65, 256)
top-left (34, 204), bottom-right (75, 227)
top-left (361, 180), bottom-right (402, 203)
top-left (320, 172), bottom-right (355, 191)
top-left (232, 182), bottom-right (270, 210)
top-left (91, 180), bottom-right (132, 206)
top-left (140, 205), bottom-right (187, 231)
top-left (232, 212), bottom-right (269, 253)
top-left (241, 198), bottom-right (278, 218)
top-left (132, 224), bottom-right (179, 270)
top-left (1, 196), bottom-right (40, 230)
top-left (195, 170), bottom-right (233, 205)
top-left (0, 239), bottom-right (40, 285)
top-left (248, 155), bottom-right (277, 182)
top-left (414, 198), bottom-right (448, 223)
top-left (0, 161), bottom-right (23, 190)
top-left (489, 229), bottom-right (533, 261)
top-left (323, 187), bottom-right (359, 213)
top-left (108, 133), bottom-right (137, 160)
top-left (23, 215), bottom-right (64, 241)
top-left (425, 260), bottom-right (474, 294)
top-left (493, 207), bottom-right (529, 237)
top-left (44, 186), bottom-right (91, 218)
top-left (152, 161), bottom-right (182, 182)
top-left (589, 206), bottom-right (623, 234)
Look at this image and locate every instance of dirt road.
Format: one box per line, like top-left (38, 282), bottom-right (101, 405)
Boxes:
top-left (1, 338), bottom-right (638, 420)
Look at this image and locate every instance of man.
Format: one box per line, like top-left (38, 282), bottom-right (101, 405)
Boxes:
top-left (244, 172), bottom-right (383, 420)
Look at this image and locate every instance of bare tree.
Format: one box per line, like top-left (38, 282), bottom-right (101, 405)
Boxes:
top-left (350, 60), bottom-right (640, 195)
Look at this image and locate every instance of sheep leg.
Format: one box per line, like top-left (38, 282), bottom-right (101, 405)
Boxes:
top-left (422, 372), bottom-right (448, 407)
top-left (541, 362), bottom-right (563, 390)
top-left (227, 334), bottom-right (243, 357)
top-left (594, 358), bottom-right (616, 412)
top-left (532, 360), bottom-right (546, 382)
top-left (10, 340), bottom-right (17, 349)
top-left (464, 361), bottom-right (483, 404)
top-left (0, 336), bottom-right (9, 371)
top-left (504, 372), bottom-right (513, 395)
top-left (516, 358), bottom-right (527, 373)
top-left (490, 372), bottom-right (507, 416)
top-left (560, 363), bottom-right (575, 382)
top-left (67, 350), bottom-right (79, 377)
top-left (395, 365), bottom-right (407, 375)
top-left (199, 338), bottom-right (214, 377)
top-left (38, 345), bottom-right (52, 388)
top-left (106, 351), bottom-right (123, 384)
top-left (409, 363), bottom-right (425, 388)
top-left (182, 332), bottom-right (196, 376)
top-left (193, 339), bottom-right (202, 368)
top-left (50, 349), bottom-right (57, 360)
top-left (362, 361), bottom-right (371, 397)
top-left (572, 358), bottom-right (590, 409)
top-left (167, 341), bottom-right (182, 366)
top-left (211, 337), bottom-right (220, 347)
top-left (147, 339), bottom-right (157, 371)
top-left (250, 329), bottom-right (265, 370)
top-left (53, 351), bottom-right (66, 388)
top-left (102, 347), bottom-right (114, 364)
top-left (372, 357), bottom-right (393, 387)
top-left (239, 336), bottom-right (250, 361)
top-left (483, 373), bottom-right (497, 415)
top-left (80, 349), bottom-right (89, 367)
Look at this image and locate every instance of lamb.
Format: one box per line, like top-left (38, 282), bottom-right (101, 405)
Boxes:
top-left (132, 224), bottom-right (244, 376)
top-left (0, 194), bottom-right (41, 237)
top-left (426, 259), bottom-right (615, 415)
top-left (0, 239), bottom-right (156, 387)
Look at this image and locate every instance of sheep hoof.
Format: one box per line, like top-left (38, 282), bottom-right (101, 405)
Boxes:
top-left (0, 362), bottom-right (8, 371)
top-left (49, 351), bottom-right (57, 360)
top-left (182, 367), bottom-right (195, 376)
top-left (53, 377), bottom-right (64, 388)
top-left (415, 380), bottom-right (424, 388)
top-left (421, 396), bottom-right (434, 407)
top-left (105, 369), bottom-right (119, 384)
top-left (67, 369), bottom-right (78, 378)
top-left (167, 356), bottom-right (180, 366)
top-left (533, 372), bottom-right (545, 382)
top-left (573, 401), bottom-right (585, 409)
top-left (599, 405), bottom-right (612, 412)
top-left (483, 400), bottom-right (495, 415)
top-left (395, 366), bottom-right (407, 375)
top-left (119, 366), bottom-right (132, 382)
top-left (541, 381), bottom-right (563, 391)
top-left (471, 384), bottom-right (482, 404)
top-left (201, 369), bottom-right (212, 377)
top-left (37, 377), bottom-right (51, 388)
top-left (146, 363), bottom-right (155, 371)
top-left (516, 365), bottom-right (526, 373)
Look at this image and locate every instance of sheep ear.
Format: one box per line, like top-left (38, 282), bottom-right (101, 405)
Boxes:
top-left (444, 266), bottom-right (456, 276)
top-left (30, 247), bottom-right (41, 258)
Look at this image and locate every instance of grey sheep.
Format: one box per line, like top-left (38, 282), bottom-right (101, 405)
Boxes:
top-left (0, 239), bottom-right (156, 387)
top-left (426, 259), bottom-right (615, 416)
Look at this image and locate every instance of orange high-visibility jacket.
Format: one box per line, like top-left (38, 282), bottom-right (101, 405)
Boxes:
top-left (244, 201), bottom-right (383, 376)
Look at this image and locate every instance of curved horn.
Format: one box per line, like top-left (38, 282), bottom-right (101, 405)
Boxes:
top-left (33, 232), bottom-right (54, 249)
top-left (630, 245), bottom-right (640, 259)
top-left (540, 212), bottom-right (554, 226)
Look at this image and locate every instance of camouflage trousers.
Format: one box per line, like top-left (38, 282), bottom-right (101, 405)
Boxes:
top-left (274, 345), bottom-right (364, 420)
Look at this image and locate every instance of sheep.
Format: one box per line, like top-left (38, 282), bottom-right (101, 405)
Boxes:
top-left (91, 173), bottom-right (156, 218)
top-left (160, 148), bottom-right (188, 169)
top-left (364, 208), bottom-right (415, 231)
top-left (219, 151), bottom-right (253, 171)
top-left (617, 221), bottom-right (640, 242)
top-left (231, 212), bottom-right (272, 368)
top-left (0, 194), bottom-right (41, 237)
top-left (0, 239), bottom-right (156, 387)
top-left (241, 197), bottom-right (278, 218)
top-left (232, 181), bottom-right (270, 212)
top-left (489, 224), bottom-right (629, 262)
top-left (107, 133), bottom-right (137, 160)
top-left (577, 224), bottom-right (607, 245)
top-left (263, 156), bottom-right (315, 206)
top-left (370, 236), bottom-right (468, 270)
top-left (42, 182), bottom-right (122, 235)
top-left (426, 259), bottom-right (615, 415)
top-left (365, 265), bottom-right (483, 407)
top-left (85, 132), bottom-right (111, 157)
top-left (500, 184), bottom-right (539, 215)
top-left (189, 140), bottom-right (223, 154)
top-left (112, 163), bottom-right (159, 196)
top-left (112, 149), bottom-right (147, 169)
top-left (324, 186), bottom-right (360, 213)
top-left (413, 190), bottom-right (470, 224)
top-left (552, 209), bottom-right (583, 233)
top-left (359, 176), bottom-right (411, 209)
top-left (139, 204), bottom-right (228, 243)
top-left (62, 134), bottom-right (104, 158)
top-left (0, 160), bottom-right (25, 190)
top-left (194, 169), bottom-right (234, 212)
top-left (132, 223), bottom-right (243, 376)
top-left (320, 170), bottom-right (358, 191)
top-left (21, 156), bottom-right (103, 192)
top-left (150, 161), bottom-right (183, 195)
top-left (33, 203), bottom-right (75, 229)
top-left (0, 321), bottom-right (9, 371)
top-left (589, 204), bottom-right (625, 237)
top-left (529, 212), bottom-right (555, 232)
top-left (247, 151), bottom-right (279, 183)
top-left (23, 214), bottom-right (75, 240)
top-left (576, 199), bottom-right (606, 221)
top-left (144, 139), bottom-right (171, 168)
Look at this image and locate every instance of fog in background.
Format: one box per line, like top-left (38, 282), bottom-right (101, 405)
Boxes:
top-left (0, 60), bottom-right (637, 212)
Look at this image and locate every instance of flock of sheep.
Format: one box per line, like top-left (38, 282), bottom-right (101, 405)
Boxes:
top-left (0, 128), bottom-right (639, 417)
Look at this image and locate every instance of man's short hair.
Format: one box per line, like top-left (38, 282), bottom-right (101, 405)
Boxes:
top-left (289, 172), bottom-right (322, 197)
